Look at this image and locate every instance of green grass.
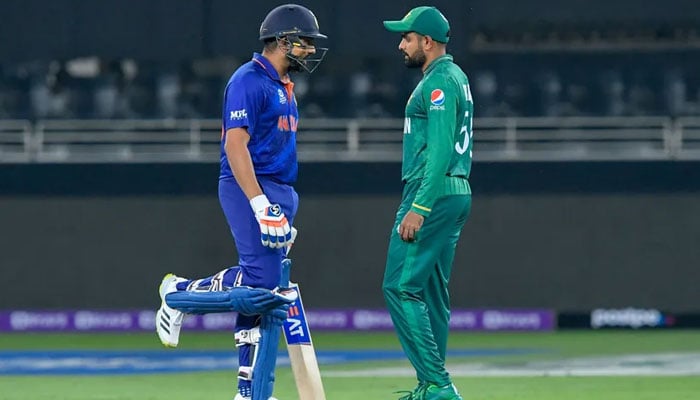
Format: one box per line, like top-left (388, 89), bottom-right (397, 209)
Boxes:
top-left (1, 331), bottom-right (699, 400)
top-left (1, 374), bottom-right (699, 400)
top-left (3, 330), bottom-right (698, 354)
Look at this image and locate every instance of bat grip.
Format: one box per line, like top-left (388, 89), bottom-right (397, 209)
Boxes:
top-left (280, 259), bottom-right (292, 290)
top-left (280, 227), bottom-right (297, 289)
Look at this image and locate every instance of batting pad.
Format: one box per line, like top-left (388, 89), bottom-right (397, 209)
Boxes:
top-left (250, 257), bottom-right (294, 400)
top-left (165, 286), bottom-right (290, 315)
top-left (251, 307), bottom-right (285, 400)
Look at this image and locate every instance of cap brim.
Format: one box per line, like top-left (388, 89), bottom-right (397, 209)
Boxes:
top-left (383, 20), bottom-right (411, 33)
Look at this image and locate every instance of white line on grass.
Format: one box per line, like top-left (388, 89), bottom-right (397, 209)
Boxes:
top-left (324, 353), bottom-right (700, 377)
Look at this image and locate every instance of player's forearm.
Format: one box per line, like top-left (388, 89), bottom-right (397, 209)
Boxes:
top-left (413, 120), bottom-right (454, 215)
top-left (229, 154), bottom-right (263, 200)
top-left (225, 130), bottom-right (263, 200)
top-left (413, 146), bottom-right (450, 215)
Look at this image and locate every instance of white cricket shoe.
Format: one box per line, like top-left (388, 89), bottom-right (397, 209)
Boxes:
top-left (156, 273), bottom-right (187, 348)
top-left (233, 394), bottom-right (278, 400)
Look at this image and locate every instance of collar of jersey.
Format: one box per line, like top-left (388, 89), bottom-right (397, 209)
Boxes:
top-left (252, 52), bottom-right (290, 83)
top-left (423, 54), bottom-right (453, 75)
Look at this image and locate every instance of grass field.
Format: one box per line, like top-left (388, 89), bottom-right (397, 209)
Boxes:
top-left (1, 331), bottom-right (699, 400)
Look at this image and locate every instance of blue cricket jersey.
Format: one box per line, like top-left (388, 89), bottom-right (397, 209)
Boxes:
top-left (220, 53), bottom-right (299, 184)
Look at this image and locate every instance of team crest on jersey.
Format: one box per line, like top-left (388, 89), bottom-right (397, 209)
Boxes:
top-left (430, 89), bottom-right (446, 110)
top-left (278, 88), bottom-right (287, 104)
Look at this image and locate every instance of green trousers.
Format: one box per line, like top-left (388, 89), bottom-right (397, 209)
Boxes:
top-left (382, 181), bottom-right (471, 387)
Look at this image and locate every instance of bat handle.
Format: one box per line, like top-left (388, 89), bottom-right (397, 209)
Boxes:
top-left (280, 258), bottom-right (292, 289)
top-left (280, 227), bottom-right (297, 289)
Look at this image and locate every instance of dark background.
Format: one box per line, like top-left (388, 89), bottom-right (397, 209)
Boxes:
top-left (1, 0), bottom-right (699, 313)
top-left (2, 161), bottom-right (699, 311)
top-left (1, 0), bottom-right (697, 62)
top-left (2, 0), bottom-right (698, 119)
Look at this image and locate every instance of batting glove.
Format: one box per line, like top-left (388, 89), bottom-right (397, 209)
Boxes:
top-left (250, 194), bottom-right (292, 249)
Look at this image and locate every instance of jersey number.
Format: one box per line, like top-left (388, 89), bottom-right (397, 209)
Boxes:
top-left (455, 84), bottom-right (473, 156)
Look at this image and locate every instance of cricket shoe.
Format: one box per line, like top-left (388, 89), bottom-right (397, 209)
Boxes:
top-left (395, 382), bottom-right (429, 400)
top-left (233, 393), bottom-right (278, 400)
top-left (156, 273), bottom-right (187, 348)
top-left (415, 383), bottom-right (463, 400)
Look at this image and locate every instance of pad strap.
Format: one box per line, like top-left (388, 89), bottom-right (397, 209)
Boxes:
top-left (235, 327), bottom-right (261, 346)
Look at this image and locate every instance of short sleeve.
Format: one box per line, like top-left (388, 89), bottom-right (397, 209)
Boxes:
top-left (223, 73), bottom-right (265, 132)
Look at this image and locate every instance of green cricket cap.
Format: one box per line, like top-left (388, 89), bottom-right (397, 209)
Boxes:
top-left (383, 6), bottom-right (450, 43)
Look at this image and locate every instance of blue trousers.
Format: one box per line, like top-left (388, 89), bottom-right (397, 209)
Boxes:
top-left (218, 176), bottom-right (299, 290)
top-left (218, 176), bottom-right (299, 390)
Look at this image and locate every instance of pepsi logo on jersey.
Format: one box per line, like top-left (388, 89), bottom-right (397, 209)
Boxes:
top-left (430, 89), bottom-right (446, 110)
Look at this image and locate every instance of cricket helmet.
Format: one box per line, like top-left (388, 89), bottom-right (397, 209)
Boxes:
top-left (259, 4), bottom-right (327, 41)
top-left (258, 4), bottom-right (328, 73)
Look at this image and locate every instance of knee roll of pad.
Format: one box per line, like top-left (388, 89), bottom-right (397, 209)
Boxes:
top-left (164, 290), bottom-right (236, 314)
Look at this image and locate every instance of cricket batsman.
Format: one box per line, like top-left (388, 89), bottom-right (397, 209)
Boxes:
top-left (154, 4), bottom-right (328, 400)
top-left (382, 6), bottom-right (473, 400)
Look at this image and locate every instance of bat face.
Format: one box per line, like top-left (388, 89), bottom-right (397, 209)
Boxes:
top-left (283, 285), bottom-right (312, 345)
top-left (283, 283), bottom-right (327, 400)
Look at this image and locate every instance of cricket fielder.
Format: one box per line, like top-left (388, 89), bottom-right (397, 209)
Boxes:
top-left (154, 4), bottom-right (328, 400)
top-left (382, 7), bottom-right (473, 400)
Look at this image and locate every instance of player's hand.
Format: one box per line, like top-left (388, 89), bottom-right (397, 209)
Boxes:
top-left (250, 194), bottom-right (292, 249)
top-left (397, 210), bottom-right (424, 242)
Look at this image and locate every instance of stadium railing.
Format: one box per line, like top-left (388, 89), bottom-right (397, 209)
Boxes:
top-left (0, 116), bottom-right (692, 163)
top-left (0, 120), bottom-right (33, 163)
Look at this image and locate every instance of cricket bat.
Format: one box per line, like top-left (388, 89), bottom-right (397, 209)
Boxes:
top-left (281, 229), bottom-right (326, 399)
top-left (282, 282), bottom-right (326, 400)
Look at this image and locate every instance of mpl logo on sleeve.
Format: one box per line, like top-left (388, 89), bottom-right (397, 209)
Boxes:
top-left (230, 109), bottom-right (248, 120)
top-left (430, 89), bottom-right (445, 110)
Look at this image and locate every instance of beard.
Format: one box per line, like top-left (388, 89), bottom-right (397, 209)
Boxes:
top-left (403, 49), bottom-right (426, 68)
top-left (287, 56), bottom-right (305, 73)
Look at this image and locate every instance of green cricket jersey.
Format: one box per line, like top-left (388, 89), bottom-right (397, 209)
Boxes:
top-left (402, 54), bottom-right (473, 217)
